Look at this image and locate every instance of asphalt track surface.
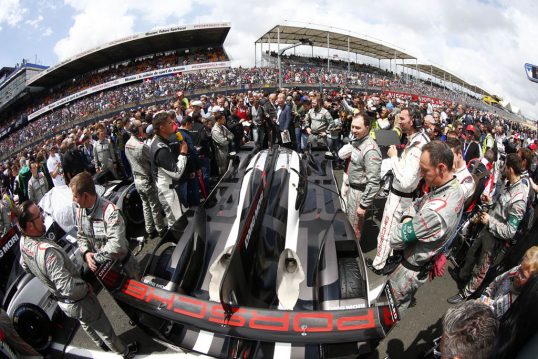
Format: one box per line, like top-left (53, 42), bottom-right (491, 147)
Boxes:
top-left (45, 168), bottom-right (529, 359)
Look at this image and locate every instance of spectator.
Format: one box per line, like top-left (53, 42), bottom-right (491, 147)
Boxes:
top-left (440, 301), bottom-right (498, 359)
top-left (46, 145), bottom-right (65, 187)
top-left (493, 273), bottom-right (538, 359)
top-left (27, 160), bottom-right (49, 205)
top-left (211, 112), bottom-right (233, 176)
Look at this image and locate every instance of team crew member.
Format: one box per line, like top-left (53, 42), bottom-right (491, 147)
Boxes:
top-left (388, 141), bottom-right (464, 310)
top-left (125, 119), bottom-right (166, 239)
top-left (27, 160), bottom-right (49, 205)
top-left (447, 138), bottom-right (475, 202)
top-left (93, 125), bottom-right (119, 179)
top-left (150, 112), bottom-right (188, 226)
top-left (211, 112), bottom-right (234, 176)
top-left (448, 154), bottom-right (528, 304)
top-left (304, 97), bottom-right (335, 150)
top-left (17, 200), bottom-right (137, 357)
top-left (70, 172), bottom-right (140, 279)
top-left (338, 112), bottom-right (382, 239)
top-left (370, 107), bottom-right (430, 273)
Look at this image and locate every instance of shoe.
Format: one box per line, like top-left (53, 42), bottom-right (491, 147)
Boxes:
top-left (447, 292), bottom-right (466, 304)
top-left (366, 258), bottom-right (384, 276)
top-left (147, 230), bottom-right (159, 240)
top-left (99, 341), bottom-right (110, 352)
top-left (123, 341), bottom-right (138, 359)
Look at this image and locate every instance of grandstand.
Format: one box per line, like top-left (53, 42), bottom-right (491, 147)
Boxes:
top-left (0, 23), bottom-right (231, 151)
top-left (0, 22), bottom-right (531, 160)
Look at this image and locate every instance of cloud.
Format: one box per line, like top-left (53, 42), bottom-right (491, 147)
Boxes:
top-left (0, 0), bottom-right (27, 27)
top-left (42, 27), bottom-right (53, 37)
top-left (54, 0), bottom-right (193, 61)
top-left (187, 0), bottom-right (538, 119)
top-left (25, 14), bottom-right (44, 28)
top-left (51, 0), bottom-right (538, 119)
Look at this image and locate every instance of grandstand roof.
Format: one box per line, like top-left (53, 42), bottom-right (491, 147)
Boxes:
top-left (256, 25), bottom-right (416, 60)
top-left (28, 23), bottom-right (231, 88)
top-left (404, 64), bottom-right (492, 97)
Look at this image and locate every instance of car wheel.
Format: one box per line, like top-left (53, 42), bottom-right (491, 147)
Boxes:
top-left (338, 257), bottom-right (364, 299)
top-left (152, 243), bottom-right (176, 281)
top-left (123, 186), bottom-right (144, 225)
top-left (12, 304), bottom-right (52, 352)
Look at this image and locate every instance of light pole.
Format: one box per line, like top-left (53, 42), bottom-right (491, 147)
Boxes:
top-left (278, 38), bottom-right (313, 89)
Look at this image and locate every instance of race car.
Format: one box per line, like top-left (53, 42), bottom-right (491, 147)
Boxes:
top-left (0, 179), bottom-right (143, 352)
top-left (97, 145), bottom-right (399, 358)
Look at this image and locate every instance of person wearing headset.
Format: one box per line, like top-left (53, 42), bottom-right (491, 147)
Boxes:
top-left (367, 107), bottom-right (430, 274)
top-left (124, 119), bottom-right (167, 240)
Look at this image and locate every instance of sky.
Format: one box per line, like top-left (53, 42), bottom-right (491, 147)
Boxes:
top-left (0, 0), bottom-right (537, 119)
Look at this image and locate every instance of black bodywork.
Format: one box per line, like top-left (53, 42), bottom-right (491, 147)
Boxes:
top-left (97, 146), bottom-right (399, 358)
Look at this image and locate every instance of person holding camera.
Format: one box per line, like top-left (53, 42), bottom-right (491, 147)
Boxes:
top-left (304, 96), bottom-right (335, 151)
top-left (369, 107), bottom-right (430, 274)
top-left (338, 112), bottom-right (381, 240)
top-left (389, 141), bottom-right (464, 310)
top-left (448, 153), bottom-right (528, 304)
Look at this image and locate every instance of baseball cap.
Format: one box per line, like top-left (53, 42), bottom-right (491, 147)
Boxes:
top-left (529, 143), bottom-right (537, 151)
top-left (465, 124), bottom-right (476, 133)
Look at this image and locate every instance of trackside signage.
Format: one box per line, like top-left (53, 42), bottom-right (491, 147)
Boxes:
top-left (28, 61), bottom-right (231, 121)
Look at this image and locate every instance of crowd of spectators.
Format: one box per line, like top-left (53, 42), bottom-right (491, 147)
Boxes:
top-left (0, 83), bottom-right (537, 357)
top-left (3, 57), bottom-right (526, 156)
top-left (0, 47), bottom-right (228, 135)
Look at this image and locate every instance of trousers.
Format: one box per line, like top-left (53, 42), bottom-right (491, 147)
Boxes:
top-left (58, 294), bottom-right (125, 355)
top-left (133, 176), bottom-right (165, 235)
top-left (372, 191), bottom-right (413, 269)
top-left (460, 229), bottom-right (501, 297)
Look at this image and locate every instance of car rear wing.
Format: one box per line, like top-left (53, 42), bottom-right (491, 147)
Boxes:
top-left (97, 260), bottom-right (398, 345)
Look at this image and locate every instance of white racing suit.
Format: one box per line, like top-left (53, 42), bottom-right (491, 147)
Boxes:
top-left (372, 130), bottom-right (430, 270)
top-left (460, 179), bottom-right (527, 297)
top-left (211, 123), bottom-right (233, 176)
top-left (125, 136), bottom-right (165, 235)
top-left (389, 177), bottom-right (464, 310)
top-left (454, 165), bottom-right (475, 203)
top-left (338, 135), bottom-right (382, 240)
top-left (19, 235), bottom-right (126, 354)
top-left (76, 196), bottom-right (140, 279)
top-left (93, 138), bottom-right (118, 179)
top-left (304, 107), bottom-right (334, 149)
top-left (28, 173), bottom-right (49, 205)
top-left (150, 135), bottom-right (187, 227)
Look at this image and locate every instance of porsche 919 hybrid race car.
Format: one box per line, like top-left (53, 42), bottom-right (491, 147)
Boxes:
top-left (97, 145), bottom-right (399, 359)
top-left (0, 179), bottom-right (143, 352)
